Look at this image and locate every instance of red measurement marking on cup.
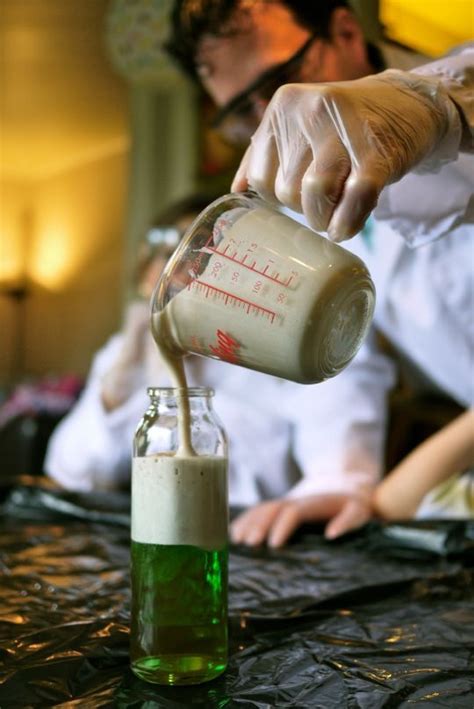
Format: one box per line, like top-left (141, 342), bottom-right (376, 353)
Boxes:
top-left (191, 280), bottom-right (277, 323)
top-left (204, 244), bottom-right (295, 287)
top-left (202, 235), bottom-right (294, 286)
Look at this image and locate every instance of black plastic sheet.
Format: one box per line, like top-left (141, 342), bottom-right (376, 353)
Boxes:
top-left (1, 479), bottom-right (473, 707)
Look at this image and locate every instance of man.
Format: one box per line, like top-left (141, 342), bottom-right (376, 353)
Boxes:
top-left (166, 0), bottom-right (472, 244)
top-left (165, 1), bottom-right (473, 543)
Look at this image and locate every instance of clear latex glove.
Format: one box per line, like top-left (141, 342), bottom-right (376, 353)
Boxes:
top-left (232, 69), bottom-right (462, 242)
top-left (230, 491), bottom-right (373, 547)
top-left (101, 300), bottom-right (150, 411)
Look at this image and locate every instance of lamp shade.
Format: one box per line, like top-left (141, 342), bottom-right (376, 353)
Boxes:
top-left (105, 0), bottom-right (179, 84)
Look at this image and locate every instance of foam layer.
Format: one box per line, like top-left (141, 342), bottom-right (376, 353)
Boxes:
top-left (132, 454), bottom-right (228, 549)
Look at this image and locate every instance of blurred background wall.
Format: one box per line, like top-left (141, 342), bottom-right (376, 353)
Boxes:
top-left (0, 1), bottom-right (130, 386)
top-left (0, 0), bottom-right (472, 390)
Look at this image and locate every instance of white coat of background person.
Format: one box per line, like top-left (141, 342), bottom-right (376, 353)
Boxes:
top-left (45, 198), bottom-right (389, 509)
top-left (164, 0), bottom-right (473, 543)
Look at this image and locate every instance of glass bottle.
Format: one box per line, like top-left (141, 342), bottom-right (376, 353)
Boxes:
top-left (130, 387), bottom-right (228, 685)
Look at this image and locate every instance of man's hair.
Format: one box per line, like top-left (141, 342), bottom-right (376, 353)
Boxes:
top-left (165, 0), bottom-right (349, 80)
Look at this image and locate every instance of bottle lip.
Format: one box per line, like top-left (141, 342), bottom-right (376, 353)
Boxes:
top-left (147, 386), bottom-right (214, 398)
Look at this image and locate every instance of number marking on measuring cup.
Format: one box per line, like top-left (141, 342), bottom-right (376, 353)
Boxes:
top-left (203, 238), bottom-right (297, 288)
top-left (190, 279), bottom-right (277, 323)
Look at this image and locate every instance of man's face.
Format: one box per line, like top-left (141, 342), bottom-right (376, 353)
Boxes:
top-left (196, 2), bottom-right (369, 145)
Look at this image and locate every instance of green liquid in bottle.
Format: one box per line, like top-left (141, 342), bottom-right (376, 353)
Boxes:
top-left (130, 541), bottom-right (228, 685)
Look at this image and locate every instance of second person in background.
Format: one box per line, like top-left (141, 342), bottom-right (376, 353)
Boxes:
top-left (46, 193), bottom-right (374, 514)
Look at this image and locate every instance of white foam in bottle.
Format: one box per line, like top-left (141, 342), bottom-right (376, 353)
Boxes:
top-left (132, 454), bottom-right (228, 550)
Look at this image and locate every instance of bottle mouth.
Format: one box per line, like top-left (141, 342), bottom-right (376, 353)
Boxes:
top-left (147, 386), bottom-right (214, 398)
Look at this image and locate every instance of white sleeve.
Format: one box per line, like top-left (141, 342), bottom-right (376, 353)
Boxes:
top-left (44, 335), bottom-right (147, 492)
top-left (412, 44), bottom-right (473, 159)
top-left (374, 46), bottom-right (474, 248)
top-left (286, 329), bottom-right (396, 499)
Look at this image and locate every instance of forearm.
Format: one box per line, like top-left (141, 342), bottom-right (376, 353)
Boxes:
top-left (101, 300), bottom-right (150, 411)
top-left (100, 357), bottom-right (142, 411)
top-left (374, 410), bottom-right (474, 520)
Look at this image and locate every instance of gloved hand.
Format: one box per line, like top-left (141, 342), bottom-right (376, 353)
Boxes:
top-left (232, 69), bottom-right (462, 242)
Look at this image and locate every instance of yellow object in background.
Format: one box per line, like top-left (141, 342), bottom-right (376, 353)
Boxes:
top-left (380, 0), bottom-right (474, 57)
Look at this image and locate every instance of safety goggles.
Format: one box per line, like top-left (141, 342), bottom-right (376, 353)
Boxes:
top-left (146, 225), bottom-right (182, 252)
top-left (211, 33), bottom-right (318, 145)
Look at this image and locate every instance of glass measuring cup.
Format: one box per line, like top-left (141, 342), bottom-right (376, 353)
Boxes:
top-left (151, 193), bottom-right (375, 384)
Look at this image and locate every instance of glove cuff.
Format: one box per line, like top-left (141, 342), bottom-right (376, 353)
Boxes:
top-left (379, 68), bottom-right (463, 172)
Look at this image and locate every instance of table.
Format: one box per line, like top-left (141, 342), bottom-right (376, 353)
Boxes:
top-left (1, 480), bottom-right (473, 707)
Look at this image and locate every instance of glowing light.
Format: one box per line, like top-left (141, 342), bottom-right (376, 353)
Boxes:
top-left (27, 224), bottom-right (76, 290)
top-left (0, 247), bottom-right (24, 284)
top-left (0, 211), bottom-right (29, 286)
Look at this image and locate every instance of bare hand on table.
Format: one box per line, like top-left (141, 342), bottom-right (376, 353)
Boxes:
top-left (231, 493), bottom-right (373, 547)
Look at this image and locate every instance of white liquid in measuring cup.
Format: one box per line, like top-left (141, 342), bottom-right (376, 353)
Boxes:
top-left (153, 205), bottom-right (374, 384)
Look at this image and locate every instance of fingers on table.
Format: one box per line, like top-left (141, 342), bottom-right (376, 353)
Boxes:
top-left (231, 496), bottom-right (338, 549)
top-left (324, 498), bottom-right (371, 539)
top-left (267, 503), bottom-right (304, 548)
top-left (231, 499), bottom-right (312, 548)
top-left (231, 501), bottom-right (283, 546)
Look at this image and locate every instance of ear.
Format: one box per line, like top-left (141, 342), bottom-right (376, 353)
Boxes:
top-left (328, 7), bottom-right (364, 46)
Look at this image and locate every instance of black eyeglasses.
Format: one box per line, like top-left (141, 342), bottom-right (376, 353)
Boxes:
top-left (211, 34), bottom-right (318, 145)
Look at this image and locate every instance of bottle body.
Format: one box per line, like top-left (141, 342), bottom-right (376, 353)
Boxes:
top-left (130, 388), bottom-right (228, 685)
top-left (152, 193), bottom-right (375, 384)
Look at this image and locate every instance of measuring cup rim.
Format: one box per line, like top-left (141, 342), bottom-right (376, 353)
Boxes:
top-left (150, 192), bottom-right (261, 312)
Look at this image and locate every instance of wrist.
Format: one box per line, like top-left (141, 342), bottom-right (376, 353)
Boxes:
top-left (101, 390), bottom-right (123, 412)
top-left (381, 69), bottom-right (462, 165)
top-left (100, 366), bottom-right (139, 411)
top-left (114, 349), bottom-right (142, 367)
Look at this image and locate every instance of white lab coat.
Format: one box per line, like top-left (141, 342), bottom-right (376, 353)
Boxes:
top-left (375, 42), bottom-right (473, 248)
top-left (46, 334), bottom-right (392, 506)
